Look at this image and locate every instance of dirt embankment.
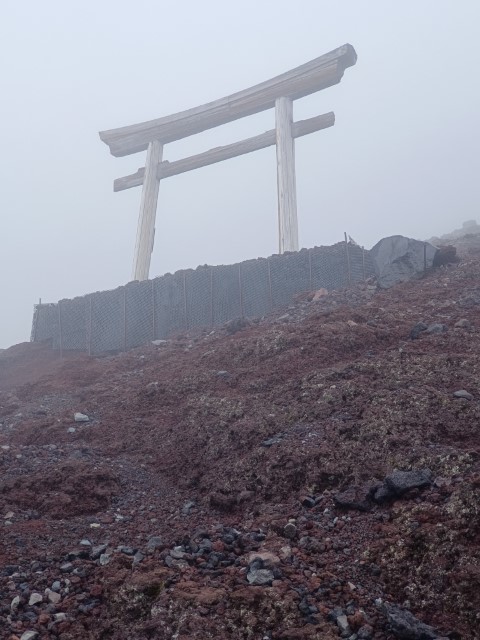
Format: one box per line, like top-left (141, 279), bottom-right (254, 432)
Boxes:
top-left (1, 251), bottom-right (480, 639)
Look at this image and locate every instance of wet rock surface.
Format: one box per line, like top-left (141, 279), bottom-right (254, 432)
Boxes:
top-left (1, 249), bottom-right (480, 638)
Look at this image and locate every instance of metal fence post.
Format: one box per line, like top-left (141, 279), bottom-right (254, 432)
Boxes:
top-left (87, 296), bottom-right (93, 356)
top-left (123, 288), bottom-right (127, 351)
top-left (57, 302), bottom-right (63, 358)
top-left (344, 232), bottom-right (352, 285)
top-left (362, 246), bottom-right (366, 281)
top-left (210, 267), bottom-right (214, 327)
top-left (238, 263), bottom-right (245, 317)
top-left (308, 249), bottom-right (313, 291)
top-left (267, 258), bottom-right (273, 311)
top-left (183, 273), bottom-right (188, 330)
top-left (152, 280), bottom-right (156, 340)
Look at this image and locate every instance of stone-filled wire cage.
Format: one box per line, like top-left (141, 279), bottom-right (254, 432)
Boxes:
top-left (31, 241), bottom-right (374, 355)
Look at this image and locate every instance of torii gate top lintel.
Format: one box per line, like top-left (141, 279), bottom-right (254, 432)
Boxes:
top-left (99, 43), bottom-right (357, 282)
top-left (99, 43), bottom-right (356, 157)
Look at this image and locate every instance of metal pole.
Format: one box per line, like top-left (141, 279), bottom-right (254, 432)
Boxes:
top-left (152, 280), bottom-right (156, 340)
top-left (362, 246), bottom-right (366, 281)
top-left (183, 273), bottom-right (188, 330)
top-left (308, 250), bottom-right (313, 290)
top-left (239, 264), bottom-right (244, 317)
top-left (267, 258), bottom-right (273, 310)
top-left (88, 296), bottom-right (93, 356)
top-left (57, 302), bottom-right (63, 358)
top-left (123, 289), bottom-right (127, 351)
top-left (210, 268), bottom-right (214, 327)
top-left (344, 232), bottom-right (352, 285)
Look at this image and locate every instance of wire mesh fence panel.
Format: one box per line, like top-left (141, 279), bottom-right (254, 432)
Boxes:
top-left (348, 245), bottom-right (375, 282)
top-left (269, 250), bottom-right (311, 309)
top-left (125, 280), bottom-right (154, 349)
top-left (31, 304), bottom-right (58, 344)
top-left (58, 298), bottom-right (87, 351)
top-left (212, 264), bottom-right (242, 325)
top-left (240, 258), bottom-right (270, 318)
top-left (185, 267), bottom-right (212, 330)
top-left (310, 243), bottom-right (348, 291)
top-left (90, 288), bottom-right (125, 354)
top-left (154, 272), bottom-right (187, 338)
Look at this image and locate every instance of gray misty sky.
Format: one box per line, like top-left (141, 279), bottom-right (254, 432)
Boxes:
top-left (0, 1), bottom-right (479, 348)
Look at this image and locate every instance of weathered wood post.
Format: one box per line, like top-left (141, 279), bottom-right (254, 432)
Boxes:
top-left (132, 140), bottom-right (163, 281)
top-left (275, 97), bottom-right (298, 254)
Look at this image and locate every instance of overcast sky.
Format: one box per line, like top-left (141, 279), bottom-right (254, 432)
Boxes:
top-left (0, 1), bottom-right (479, 348)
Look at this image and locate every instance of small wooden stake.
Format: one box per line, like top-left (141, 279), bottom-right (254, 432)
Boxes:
top-left (132, 140), bottom-right (163, 281)
top-left (275, 97), bottom-right (299, 254)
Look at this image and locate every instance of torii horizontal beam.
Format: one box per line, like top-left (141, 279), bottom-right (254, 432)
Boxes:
top-left (113, 112), bottom-right (335, 192)
top-left (99, 44), bottom-right (356, 157)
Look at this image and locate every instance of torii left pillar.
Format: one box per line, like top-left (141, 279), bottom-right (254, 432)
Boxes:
top-left (275, 97), bottom-right (299, 254)
top-left (132, 139), bottom-right (163, 281)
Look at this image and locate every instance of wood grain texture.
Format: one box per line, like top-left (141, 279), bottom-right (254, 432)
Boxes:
top-left (114, 112), bottom-right (335, 192)
top-left (132, 140), bottom-right (162, 281)
top-left (99, 44), bottom-right (356, 157)
top-left (276, 97), bottom-right (298, 254)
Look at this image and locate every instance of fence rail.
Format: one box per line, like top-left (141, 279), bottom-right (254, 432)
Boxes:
top-left (31, 241), bottom-right (374, 355)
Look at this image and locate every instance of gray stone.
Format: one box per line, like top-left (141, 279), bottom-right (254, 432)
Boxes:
top-left (91, 544), bottom-right (108, 559)
top-left (246, 567), bottom-right (275, 585)
top-left (283, 522), bottom-right (297, 539)
top-left (60, 562), bottom-right (73, 573)
top-left (336, 614), bottom-right (351, 635)
top-left (46, 589), bottom-right (61, 604)
top-left (99, 553), bottom-right (111, 566)
top-left (453, 389), bottom-right (473, 400)
top-left (370, 236), bottom-right (437, 289)
top-left (51, 581), bottom-right (61, 592)
top-left (67, 427), bottom-right (76, 434)
top-left (384, 469), bottom-right (432, 496)
top-left (54, 612), bottom-right (67, 622)
top-left (74, 412), bottom-right (90, 422)
top-left (170, 547), bottom-right (185, 559)
top-left (455, 318), bottom-right (471, 329)
top-left (119, 546), bottom-right (136, 556)
top-left (10, 595), bottom-right (20, 611)
top-left (426, 323), bottom-right (447, 335)
top-left (80, 539), bottom-right (91, 546)
top-left (20, 632), bottom-right (39, 640)
top-left (28, 592), bottom-right (43, 606)
top-left (385, 604), bottom-right (438, 639)
top-left (151, 339), bottom-right (168, 346)
top-left (410, 322), bottom-right (428, 340)
top-left (334, 486), bottom-right (371, 511)
top-left (133, 551), bottom-right (144, 565)
top-left (146, 536), bottom-right (163, 551)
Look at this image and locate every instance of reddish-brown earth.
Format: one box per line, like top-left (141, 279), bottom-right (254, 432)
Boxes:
top-left (1, 243), bottom-right (480, 639)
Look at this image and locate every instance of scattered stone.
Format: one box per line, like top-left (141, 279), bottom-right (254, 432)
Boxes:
top-left (426, 323), bottom-right (447, 334)
top-left (80, 539), bottom-right (91, 546)
top-left (261, 435), bottom-right (283, 447)
top-left (51, 581), bottom-right (61, 592)
top-left (11, 595), bottom-right (20, 611)
top-left (151, 339), bottom-right (168, 346)
top-left (336, 613), bottom-right (351, 635)
top-left (246, 567), bottom-right (275, 585)
top-left (146, 536), bottom-right (163, 551)
top-left (99, 553), bottom-right (111, 566)
top-left (181, 500), bottom-right (196, 515)
top-left (385, 603), bottom-right (438, 639)
top-left (20, 632), bottom-right (38, 640)
top-left (46, 589), bottom-right (61, 604)
top-left (283, 522), bottom-right (297, 539)
top-left (384, 469), bottom-right (432, 496)
top-left (60, 562), bottom-right (74, 573)
top-left (28, 592), bottom-right (43, 606)
top-left (410, 322), bottom-right (428, 340)
top-left (301, 495), bottom-right (316, 508)
top-left (312, 288), bottom-right (329, 301)
top-left (74, 412), bottom-right (90, 422)
top-left (225, 317), bottom-right (250, 335)
top-left (5, 511), bottom-right (14, 519)
top-left (91, 544), bottom-right (107, 559)
top-left (67, 427), bottom-right (76, 434)
top-left (119, 546), bottom-right (136, 556)
top-left (334, 485), bottom-right (372, 511)
top-left (54, 612), bottom-right (67, 622)
top-left (133, 551), bottom-right (144, 565)
top-left (453, 389), bottom-right (473, 400)
top-left (454, 318), bottom-right (471, 329)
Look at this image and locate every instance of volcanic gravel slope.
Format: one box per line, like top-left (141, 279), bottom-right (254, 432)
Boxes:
top-left (1, 256), bottom-right (480, 640)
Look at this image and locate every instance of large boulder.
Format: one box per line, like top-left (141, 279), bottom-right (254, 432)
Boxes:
top-left (370, 236), bottom-right (437, 289)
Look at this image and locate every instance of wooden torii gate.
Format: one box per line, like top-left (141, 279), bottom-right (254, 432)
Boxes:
top-left (99, 44), bottom-right (357, 281)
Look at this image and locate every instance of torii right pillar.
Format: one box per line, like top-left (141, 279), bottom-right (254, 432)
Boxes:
top-left (275, 96), bottom-right (299, 254)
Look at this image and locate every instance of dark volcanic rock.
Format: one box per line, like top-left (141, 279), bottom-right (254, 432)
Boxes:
top-left (384, 469), bottom-right (432, 495)
top-left (385, 604), bottom-right (440, 639)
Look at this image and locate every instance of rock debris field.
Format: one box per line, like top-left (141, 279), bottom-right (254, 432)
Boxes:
top-left (1, 245), bottom-right (480, 639)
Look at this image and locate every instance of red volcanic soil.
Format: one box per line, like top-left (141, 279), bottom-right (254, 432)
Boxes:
top-left (1, 252), bottom-right (480, 639)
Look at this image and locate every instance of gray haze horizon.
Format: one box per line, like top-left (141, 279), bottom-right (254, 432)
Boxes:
top-left (1, 1), bottom-right (479, 349)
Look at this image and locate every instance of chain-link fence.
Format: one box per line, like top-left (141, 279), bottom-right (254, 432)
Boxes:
top-left (31, 240), bottom-right (374, 355)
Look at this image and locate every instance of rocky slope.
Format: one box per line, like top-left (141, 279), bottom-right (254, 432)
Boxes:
top-left (1, 246), bottom-right (479, 639)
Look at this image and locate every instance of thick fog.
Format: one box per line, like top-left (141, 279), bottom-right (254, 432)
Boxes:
top-left (0, 0), bottom-right (479, 348)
